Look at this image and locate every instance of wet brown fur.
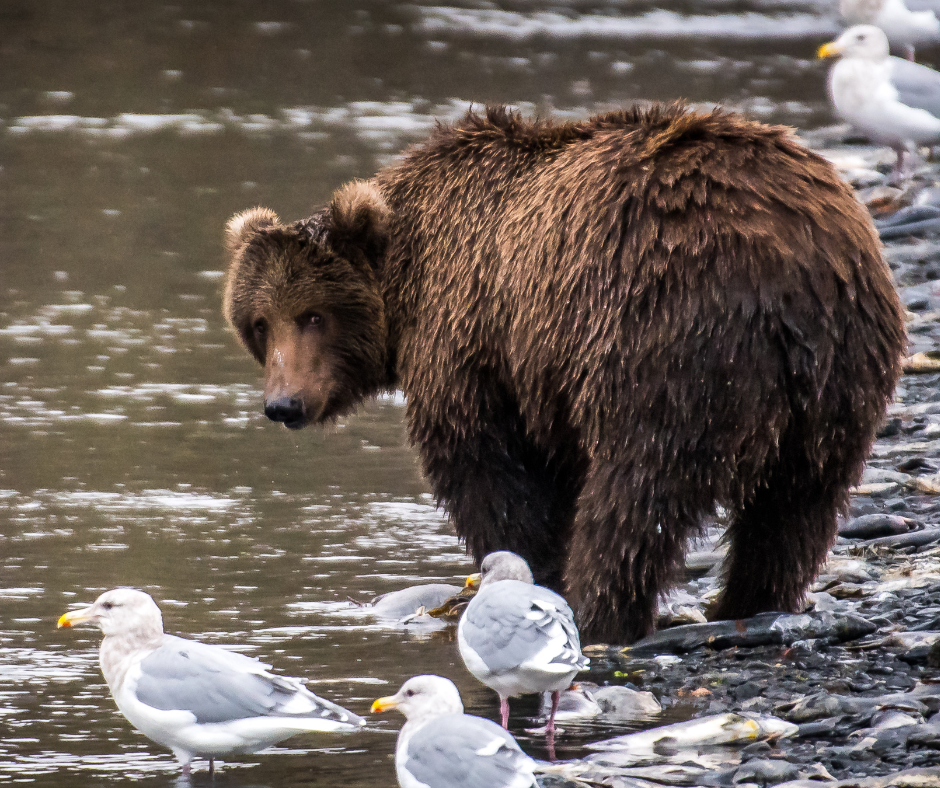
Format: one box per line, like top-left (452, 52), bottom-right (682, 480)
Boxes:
top-left (224, 105), bottom-right (905, 643)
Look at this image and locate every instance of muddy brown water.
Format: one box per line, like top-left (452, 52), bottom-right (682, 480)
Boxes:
top-left (0, 0), bottom-right (907, 784)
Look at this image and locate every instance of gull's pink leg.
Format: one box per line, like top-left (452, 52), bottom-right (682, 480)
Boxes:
top-left (547, 690), bottom-right (560, 735)
top-left (890, 145), bottom-right (908, 183)
top-left (546, 690), bottom-right (560, 761)
top-left (499, 696), bottom-right (510, 729)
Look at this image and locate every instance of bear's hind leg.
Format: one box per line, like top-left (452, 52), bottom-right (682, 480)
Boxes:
top-left (711, 445), bottom-right (845, 621)
top-left (565, 459), bottom-right (699, 643)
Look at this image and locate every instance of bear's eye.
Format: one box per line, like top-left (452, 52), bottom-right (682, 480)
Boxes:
top-left (252, 319), bottom-right (267, 339)
top-left (301, 312), bottom-right (323, 330)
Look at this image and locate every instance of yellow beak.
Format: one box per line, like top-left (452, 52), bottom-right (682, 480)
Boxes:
top-left (57, 607), bottom-right (95, 628)
top-left (817, 41), bottom-right (840, 59)
top-left (465, 573), bottom-right (481, 589)
top-left (371, 695), bottom-right (398, 713)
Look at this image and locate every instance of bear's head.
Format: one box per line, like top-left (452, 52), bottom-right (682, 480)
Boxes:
top-left (223, 180), bottom-right (390, 429)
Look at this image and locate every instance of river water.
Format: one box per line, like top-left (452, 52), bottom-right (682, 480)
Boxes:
top-left (0, 0), bottom-right (894, 785)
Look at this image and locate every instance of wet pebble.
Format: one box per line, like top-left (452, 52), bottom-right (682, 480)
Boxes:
top-left (732, 758), bottom-right (800, 786)
top-left (877, 206), bottom-right (940, 241)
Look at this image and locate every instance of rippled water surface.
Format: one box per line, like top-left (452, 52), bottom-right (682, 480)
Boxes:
top-left (0, 0), bottom-right (890, 784)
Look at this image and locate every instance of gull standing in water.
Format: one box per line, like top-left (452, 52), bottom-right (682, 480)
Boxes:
top-left (371, 675), bottom-right (538, 788)
top-left (58, 588), bottom-right (365, 773)
top-left (456, 551), bottom-right (588, 757)
top-left (819, 24), bottom-right (940, 176)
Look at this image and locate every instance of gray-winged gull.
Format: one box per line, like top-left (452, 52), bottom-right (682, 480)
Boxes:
top-left (819, 24), bottom-right (940, 175)
top-left (841, 0), bottom-right (940, 59)
top-left (371, 674), bottom-right (538, 788)
top-left (456, 551), bottom-right (588, 756)
top-left (57, 588), bottom-right (365, 773)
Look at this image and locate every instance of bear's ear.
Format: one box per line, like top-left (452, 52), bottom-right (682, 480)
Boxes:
top-left (328, 180), bottom-right (390, 268)
top-left (225, 207), bottom-right (280, 254)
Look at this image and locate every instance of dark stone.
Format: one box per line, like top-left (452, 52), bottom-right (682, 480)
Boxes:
top-left (909, 726), bottom-right (940, 749)
top-left (732, 758), bottom-right (800, 785)
top-left (871, 731), bottom-right (907, 755)
top-left (929, 640), bottom-right (940, 669)
top-left (537, 777), bottom-right (585, 788)
top-left (899, 644), bottom-right (928, 665)
top-left (796, 717), bottom-right (843, 737)
top-left (897, 457), bottom-right (940, 473)
top-left (878, 417), bottom-right (903, 438)
top-left (903, 294), bottom-right (930, 310)
top-left (741, 741), bottom-right (773, 760)
top-left (733, 681), bottom-right (764, 700)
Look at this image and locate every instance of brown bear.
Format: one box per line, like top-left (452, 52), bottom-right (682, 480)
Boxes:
top-left (223, 105), bottom-right (905, 644)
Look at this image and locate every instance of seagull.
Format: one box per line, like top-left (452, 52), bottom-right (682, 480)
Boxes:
top-left (456, 551), bottom-right (588, 758)
top-left (58, 588), bottom-right (365, 773)
top-left (371, 675), bottom-right (538, 788)
top-left (841, 0), bottom-right (940, 60)
top-left (819, 24), bottom-right (940, 176)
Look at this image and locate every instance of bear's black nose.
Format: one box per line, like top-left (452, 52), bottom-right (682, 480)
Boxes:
top-left (264, 397), bottom-right (305, 428)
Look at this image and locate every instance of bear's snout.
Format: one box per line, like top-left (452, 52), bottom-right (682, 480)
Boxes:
top-left (264, 396), bottom-right (307, 429)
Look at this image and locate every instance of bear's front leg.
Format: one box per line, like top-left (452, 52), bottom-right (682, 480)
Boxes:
top-left (565, 459), bottom-right (696, 644)
top-left (407, 378), bottom-right (578, 591)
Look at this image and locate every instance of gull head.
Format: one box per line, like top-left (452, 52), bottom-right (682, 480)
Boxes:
top-left (57, 588), bottom-right (164, 640)
top-left (371, 675), bottom-right (464, 721)
top-left (478, 551), bottom-right (534, 587)
top-left (818, 24), bottom-right (891, 61)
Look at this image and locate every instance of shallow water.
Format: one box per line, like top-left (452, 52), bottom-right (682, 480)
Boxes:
top-left (0, 0), bottom-right (910, 784)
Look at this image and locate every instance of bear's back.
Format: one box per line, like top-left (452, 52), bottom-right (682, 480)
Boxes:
top-left (380, 105), bottom-right (890, 350)
top-left (383, 105), bottom-right (880, 294)
top-left (378, 105), bottom-right (901, 462)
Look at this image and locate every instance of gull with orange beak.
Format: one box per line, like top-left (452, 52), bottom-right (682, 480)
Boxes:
top-left (371, 675), bottom-right (537, 788)
top-left (819, 24), bottom-right (940, 176)
top-left (57, 588), bottom-right (364, 774)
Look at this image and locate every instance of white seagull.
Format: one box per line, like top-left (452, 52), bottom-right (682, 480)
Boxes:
top-left (371, 675), bottom-right (538, 788)
top-left (58, 588), bottom-right (365, 773)
top-left (456, 552), bottom-right (588, 756)
top-left (819, 24), bottom-right (940, 175)
top-left (841, 0), bottom-right (940, 60)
